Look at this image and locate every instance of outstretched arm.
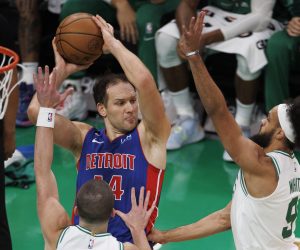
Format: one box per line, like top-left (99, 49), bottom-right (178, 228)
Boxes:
top-left (28, 40), bottom-right (92, 159)
top-left (148, 202), bottom-right (231, 244)
top-left (92, 15), bottom-right (170, 145)
top-left (34, 66), bottom-right (71, 247)
top-left (180, 13), bottom-right (267, 174)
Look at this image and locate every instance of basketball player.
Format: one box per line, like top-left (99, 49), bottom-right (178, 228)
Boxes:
top-left (148, 13), bottom-right (300, 249)
top-left (27, 15), bottom-right (171, 244)
top-left (33, 68), bottom-right (154, 249)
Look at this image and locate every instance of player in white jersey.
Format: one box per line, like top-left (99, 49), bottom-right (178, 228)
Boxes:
top-left (149, 13), bottom-right (300, 249)
top-left (33, 64), bottom-right (155, 250)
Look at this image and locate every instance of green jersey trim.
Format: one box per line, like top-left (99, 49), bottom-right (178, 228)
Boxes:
top-left (268, 155), bottom-right (281, 176)
top-left (240, 171), bottom-right (248, 196)
top-left (56, 226), bottom-right (71, 248)
top-left (273, 150), bottom-right (295, 159)
top-left (119, 242), bottom-right (124, 250)
top-left (76, 225), bottom-right (111, 237)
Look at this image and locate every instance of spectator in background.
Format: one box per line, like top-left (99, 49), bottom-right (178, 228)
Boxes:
top-left (155, 0), bottom-right (281, 157)
top-left (265, 0), bottom-right (300, 111)
top-left (57, 0), bottom-right (180, 120)
top-left (0, 13), bottom-right (19, 250)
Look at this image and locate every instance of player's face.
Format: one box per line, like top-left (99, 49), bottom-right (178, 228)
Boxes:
top-left (250, 107), bottom-right (279, 148)
top-left (105, 82), bottom-right (138, 133)
top-left (258, 107), bottom-right (279, 135)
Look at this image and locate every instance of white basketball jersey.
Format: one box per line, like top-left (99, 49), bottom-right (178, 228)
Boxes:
top-left (231, 150), bottom-right (300, 250)
top-left (56, 225), bottom-right (124, 250)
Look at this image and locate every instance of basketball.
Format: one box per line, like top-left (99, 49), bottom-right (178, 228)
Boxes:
top-left (55, 13), bottom-right (104, 65)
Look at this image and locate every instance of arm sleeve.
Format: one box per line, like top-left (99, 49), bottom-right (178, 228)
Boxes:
top-left (220, 0), bottom-right (276, 40)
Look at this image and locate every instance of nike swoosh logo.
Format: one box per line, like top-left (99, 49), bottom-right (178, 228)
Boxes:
top-left (92, 138), bottom-right (104, 144)
top-left (143, 36), bottom-right (154, 41)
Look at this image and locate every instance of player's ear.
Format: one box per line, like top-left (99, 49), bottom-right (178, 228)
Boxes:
top-left (111, 208), bottom-right (116, 218)
top-left (97, 103), bottom-right (107, 117)
top-left (276, 127), bottom-right (286, 141)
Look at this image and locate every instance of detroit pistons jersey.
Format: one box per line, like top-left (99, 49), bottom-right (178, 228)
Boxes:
top-left (231, 150), bottom-right (300, 250)
top-left (74, 127), bottom-right (164, 243)
top-left (56, 225), bottom-right (123, 250)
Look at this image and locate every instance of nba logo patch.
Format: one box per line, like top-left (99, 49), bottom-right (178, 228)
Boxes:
top-left (47, 113), bottom-right (53, 122)
top-left (145, 22), bottom-right (153, 34)
top-left (88, 238), bottom-right (94, 249)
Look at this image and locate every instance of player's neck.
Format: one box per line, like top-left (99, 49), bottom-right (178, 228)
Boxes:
top-left (264, 141), bottom-right (293, 155)
top-left (79, 221), bottom-right (108, 235)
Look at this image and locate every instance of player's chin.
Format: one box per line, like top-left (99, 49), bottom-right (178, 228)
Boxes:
top-left (124, 118), bottom-right (138, 129)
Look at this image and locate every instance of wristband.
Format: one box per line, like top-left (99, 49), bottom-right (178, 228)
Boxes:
top-left (36, 107), bottom-right (56, 128)
top-left (185, 50), bottom-right (200, 57)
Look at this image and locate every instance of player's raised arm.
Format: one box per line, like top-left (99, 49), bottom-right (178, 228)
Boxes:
top-left (180, 13), bottom-right (265, 173)
top-left (92, 15), bottom-right (170, 142)
top-left (28, 40), bottom-right (92, 159)
top-left (33, 66), bottom-right (71, 248)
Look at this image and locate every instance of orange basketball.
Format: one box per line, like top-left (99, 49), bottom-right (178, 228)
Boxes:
top-left (55, 13), bottom-right (104, 65)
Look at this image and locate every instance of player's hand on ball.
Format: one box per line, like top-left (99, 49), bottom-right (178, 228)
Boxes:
top-left (52, 38), bottom-right (91, 84)
top-left (92, 15), bottom-right (116, 54)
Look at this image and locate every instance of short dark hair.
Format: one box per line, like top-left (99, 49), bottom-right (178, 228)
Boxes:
top-left (286, 96), bottom-right (300, 149)
top-left (93, 73), bottom-right (135, 106)
top-left (76, 179), bottom-right (114, 224)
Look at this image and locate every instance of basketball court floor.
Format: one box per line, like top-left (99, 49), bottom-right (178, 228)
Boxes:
top-left (7, 116), bottom-right (300, 250)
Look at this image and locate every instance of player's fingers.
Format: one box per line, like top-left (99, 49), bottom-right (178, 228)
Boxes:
top-left (95, 15), bottom-right (111, 34)
top-left (60, 87), bottom-right (74, 104)
top-left (95, 14), bottom-right (107, 25)
top-left (131, 187), bottom-right (137, 208)
top-left (139, 186), bottom-right (145, 207)
top-left (49, 67), bottom-right (56, 85)
top-left (44, 66), bottom-right (50, 85)
top-left (189, 16), bottom-right (195, 32)
top-left (107, 23), bottom-right (114, 35)
top-left (33, 73), bottom-right (39, 90)
top-left (37, 67), bottom-right (44, 85)
top-left (144, 190), bottom-right (150, 210)
top-left (146, 200), bottom-right (156, 220)
top-left (115, 210), bottom-right (127, 221)
top-left (52, 38), bottom-right (61, 62)
top-left (147, 202), bottom-right (156, 218)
